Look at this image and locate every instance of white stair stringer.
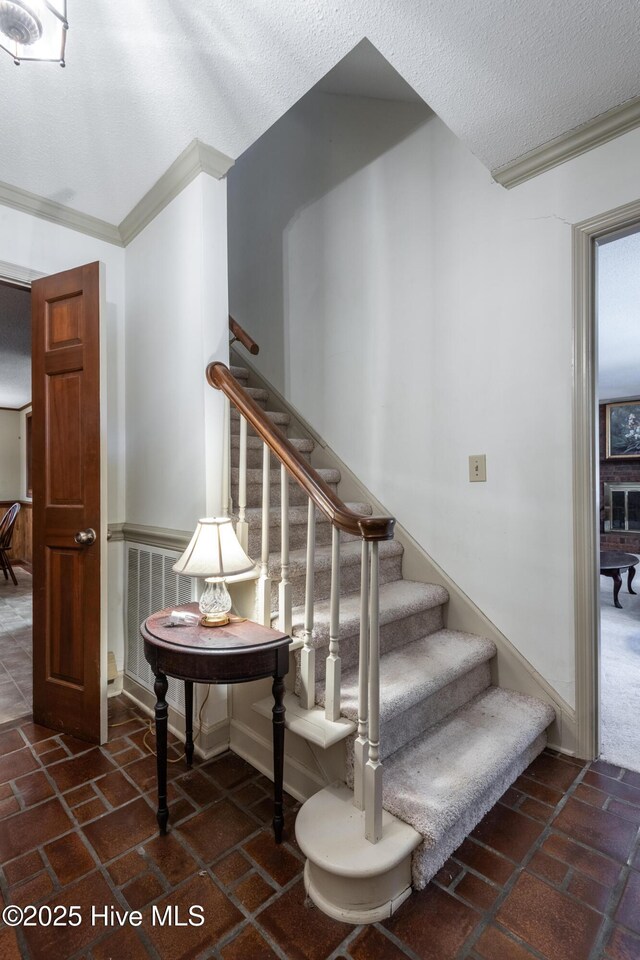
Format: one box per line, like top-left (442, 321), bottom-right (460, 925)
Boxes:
top-left (229, 357), bottom-right (554, 923)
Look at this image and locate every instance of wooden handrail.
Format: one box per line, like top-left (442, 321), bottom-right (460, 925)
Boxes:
top-left (229, 316), bottom-right (259, 355)
top-left (207, 362), bottom-right (395, 541)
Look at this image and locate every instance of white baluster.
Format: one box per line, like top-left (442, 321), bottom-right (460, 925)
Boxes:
top-left (365, 541), bottom-right (382, 843)
top-left (221, 395), bottom-right (231, 517)
top-left (278, 464), bottom-right (292, 634)
top-left (300, 499), bottom-right (316, 710)
top-left (353, 538), bottom-right (369, 811)
top-left (325, 526), bottom-right (341, 721)
top-left (236, 415), bottom-right (248, 551)
top-left (256, 442), bottom-right (271, 626)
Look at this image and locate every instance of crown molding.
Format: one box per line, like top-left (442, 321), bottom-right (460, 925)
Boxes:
top-left (118, 139), bottom-right (234, 246)
top-left (0, 180), bottom-right (123, 245)
top-left (492, 95), bottom-right (640, 189)
top-left (0, 139), bottom-right (234, 248)
top-left (0, 259), bottom-right (45, 285)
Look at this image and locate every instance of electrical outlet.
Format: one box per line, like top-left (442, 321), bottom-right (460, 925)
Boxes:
top-left (469, 455), bottom-right (486, 482)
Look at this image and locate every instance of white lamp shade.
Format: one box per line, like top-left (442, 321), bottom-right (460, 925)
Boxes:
top-left (172, 517), bottom-right (255, 579)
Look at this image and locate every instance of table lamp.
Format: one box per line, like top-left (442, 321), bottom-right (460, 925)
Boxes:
top-left (173, 517), bottom-right (256, 626)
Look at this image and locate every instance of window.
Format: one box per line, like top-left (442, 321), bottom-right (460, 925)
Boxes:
top-left (604, 483), bottom-right (640, 532)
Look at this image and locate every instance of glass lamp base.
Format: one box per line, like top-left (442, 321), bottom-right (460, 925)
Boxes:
top-left (199, 577), bottom-right (232, 626)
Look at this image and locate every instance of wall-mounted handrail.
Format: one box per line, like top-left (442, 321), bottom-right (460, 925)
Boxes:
top-left (229, 315), bottom-right (260, 355)
top-left (207, 361), bottom-right (395, 542)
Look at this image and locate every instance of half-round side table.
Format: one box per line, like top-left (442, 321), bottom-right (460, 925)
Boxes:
top-left (141, 603), bottom-right (291, 842)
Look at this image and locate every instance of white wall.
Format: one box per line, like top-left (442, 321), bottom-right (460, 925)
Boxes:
top-left (0, 409), bottom-right (20, 499)
top-left (229, 90), bottom-right (640, 709)
top-left (125, 173), bottom-right (229, 531)
top-left (125, 172), bottom-right (230, 727)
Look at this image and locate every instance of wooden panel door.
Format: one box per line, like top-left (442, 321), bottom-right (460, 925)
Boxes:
top-left (31, 263), bottom-right (103, 742)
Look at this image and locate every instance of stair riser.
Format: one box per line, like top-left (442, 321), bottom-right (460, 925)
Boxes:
top-left (230, 414), bottom-right (289, 438)
top-left (344, 663), bottom-right (491, 770)
top-left (268, 553), bottom-right (403, 609)
top-left (230, 394), bottom-right (268, 411)
top-left (246, 518), bottom-right (360, 555)
top-left (230, 445), bottom-right (312, 470)
top-left (233, 479), bottom-right (339, 508)
top-left (248, 517), bottom-right (331, 555)
top-left (294, 603), bottom-right (445, 687)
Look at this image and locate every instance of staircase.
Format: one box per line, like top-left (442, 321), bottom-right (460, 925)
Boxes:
top-left (222, 354), bottom-right (554, 921)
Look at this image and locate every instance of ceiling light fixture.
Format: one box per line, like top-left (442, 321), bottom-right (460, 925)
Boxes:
top-left (0, 0), bottom-right (67, 66)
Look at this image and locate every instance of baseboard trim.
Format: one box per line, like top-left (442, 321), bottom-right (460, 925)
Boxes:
top-left (122, 677), bottom-right (230, 760)
top-left (229, 717), bottom-right (325, 804)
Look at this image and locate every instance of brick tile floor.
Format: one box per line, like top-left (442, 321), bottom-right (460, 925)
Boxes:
top-left (0, 698), bottom-right (637, 959)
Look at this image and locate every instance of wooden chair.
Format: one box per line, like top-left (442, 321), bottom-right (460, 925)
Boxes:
top-left (0, 503), bottom-right (21, 586)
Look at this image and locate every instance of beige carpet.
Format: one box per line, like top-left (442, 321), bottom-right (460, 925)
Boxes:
top-left (600, 562), bottom-right (640, 772)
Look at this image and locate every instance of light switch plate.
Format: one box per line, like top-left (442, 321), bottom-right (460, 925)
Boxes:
top-left (469, 455), bottom-right (486, 482)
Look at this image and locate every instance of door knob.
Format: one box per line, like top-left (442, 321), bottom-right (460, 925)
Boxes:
top-left (75, 528), bottom-right (96, 545)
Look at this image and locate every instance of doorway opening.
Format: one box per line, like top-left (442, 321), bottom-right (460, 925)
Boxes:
top-left (596, 225), bottom-right (640, 771)
top-left (0, 277), bottom-right (33, 724)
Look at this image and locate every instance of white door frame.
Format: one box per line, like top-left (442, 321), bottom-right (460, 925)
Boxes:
top-left (0, 256), bottom-right (109, 743)
top-left (573, 197), bottom-right (640, 760)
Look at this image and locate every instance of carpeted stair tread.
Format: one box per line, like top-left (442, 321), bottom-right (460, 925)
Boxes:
top-left (382, 687), bottom-right (555, 850)
top-left (267, 538), bottom-right (403, 579)
top-left (242, 387), bottom-right (269, 405)
top-left (232, 466), bottom-right (340, 486)
top-left (230, 409), bottom-right (290, 428)
top-left (321, 629), bottom-right (496, 723)
top-left (290, 579), bottom-right (449, 648)
top-left (246, 501), bottom-right (372, 553)
top-left (230, 365), bottom-right (249, 381)
top-left (231, 435), bottom-right (314, 455)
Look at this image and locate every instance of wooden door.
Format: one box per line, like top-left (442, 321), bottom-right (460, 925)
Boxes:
top-left (31, 262), bottom-right (103, 742)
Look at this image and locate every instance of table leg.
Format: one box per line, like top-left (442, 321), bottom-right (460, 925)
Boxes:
top-left (628, 565), bottom-right (637, 596)
top-left (613, 570), bottom-right (623, 608)
top-left (154, 672), bottom-right (169, 835)
top-left (272, 672), bottom-right (286, 844)
top-left (184, 680), bottom-right (194, 768)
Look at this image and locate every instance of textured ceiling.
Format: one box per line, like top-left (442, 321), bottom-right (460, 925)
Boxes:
top-left (0, 284), bottom-right (31, 408)
top-left (317, 39), bottom-right (424, 104)
top-left (598, 230), bottom-right (640, 401)
top-left (0, 0), bottom-right (639, 223)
